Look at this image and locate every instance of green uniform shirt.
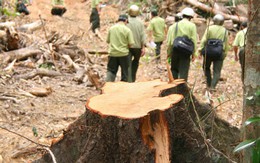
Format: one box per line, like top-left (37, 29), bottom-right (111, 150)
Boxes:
top-left (91, 0), bottom-right (100, 8)
top-left (52, 0), bottom-right (65, 6)
top-left (16, 0), bottom-right (29, 4)
top-left (107, 22), bottom-right (135, 57)
top-left (147, 16), bottom-right (166, 42)
top-left (233, 28), bottom-right (247, 47)
top-left (127, 17), bottom-right (146, 48)
top-left (200, 25), bottom-right (229, 57)
top-left (167, 18), bottom-right (197, 55)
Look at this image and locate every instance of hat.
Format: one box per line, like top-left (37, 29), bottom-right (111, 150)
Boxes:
top-left (118, 14), bottom-right (128, 21)
top-left (181, 7), bottom-right (195, 17)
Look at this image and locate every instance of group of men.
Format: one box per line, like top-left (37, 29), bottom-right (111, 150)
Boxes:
top-left (105, 5), bottom-right (167, 83)
top-left (104, 4), bottom-right (247, 91)
top-left (16, 0), bottom-right (67, 16)
top-left (16, 0), bottom-right (246, 91)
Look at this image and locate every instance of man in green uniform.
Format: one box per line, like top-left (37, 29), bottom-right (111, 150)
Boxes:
top-left (127, 5), bottom-right (146, 82)
top-left (51, 0), bottom-right (66, 16)
top-left (233, 21), bottom-right (247, 80)
top-left (16, 0), bottom-right (30, 15)
top-left (90, 0), bottom-right (101, 34)
top-left (147, 9), bottom-right (167, 62)
top-left (106, 14), bottom-right (135, 82)
top-left (199, 14), bottom-right (229, 90)
top-left (166, 7), bottom-right (197, 81)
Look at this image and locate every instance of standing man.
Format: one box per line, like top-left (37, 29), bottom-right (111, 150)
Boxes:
top-left (233, 21), bottom-right (247, 81)
top-left (166, 7), bottom-right (197, 81)
top-left (147, 9), bottom-right (167, 63)
top-left (127, 5), bottom-right (146, 82)
top-left (51, 0), bottom-right (66, 16)
top-left (16, 0), bottom-right (30, 15)
top-left (106, 14), bottom-right (135, 82)
top-left (90, 0), bottom-right (101, 37)
top-left (199, 14), bottom-right (229, 90)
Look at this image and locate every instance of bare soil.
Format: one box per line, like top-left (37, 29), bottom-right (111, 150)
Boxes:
top-left (0, 0), bottom-right (243, 162)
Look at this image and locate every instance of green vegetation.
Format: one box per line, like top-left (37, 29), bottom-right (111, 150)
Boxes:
top-left (234, 117), bottom-right (260, 163)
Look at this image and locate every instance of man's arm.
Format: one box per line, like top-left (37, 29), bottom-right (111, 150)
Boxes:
top-left (199, 28), bottom-right (208, 56)
top-left (141, 23), bottom-right (147, 56)
top-left (166, 25), bottom-right (174, 58)
top-left (106, 29), bottom-right (110, 44)
top-left (128, 30), bottom-right (135, 48)
top-left (233, 46), bottom-right (239, 61)
top-left (233, 31), bottom-right (240, 61)
top-left (147, 22), bottom-right (153, 42)
top-left (190, 24), bottom-right (197, 60)
top-left (96, 0), bottom-right (102, 13)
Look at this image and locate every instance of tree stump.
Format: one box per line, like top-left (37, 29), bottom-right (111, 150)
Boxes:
top-left (35, 80), bottom-right (239, 163)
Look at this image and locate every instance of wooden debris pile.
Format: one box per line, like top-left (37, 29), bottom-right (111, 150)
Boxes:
top-left (0, 17), bottom-right (106, 92)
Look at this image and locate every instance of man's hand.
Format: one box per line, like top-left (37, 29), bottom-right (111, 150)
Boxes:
top-left (141, 48), bottom-right (145, 57)
top-left (191, 55), bottom-right (195, 62)
top-left (197, 50), bottom-right (203, 60)
top-left (235, 54), bottom-right (238, 61)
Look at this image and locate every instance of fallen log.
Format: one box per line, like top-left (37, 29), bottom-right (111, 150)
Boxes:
top-left (88, 50), bottom-right (108, 55)
top-left (62, 54), bottom-right (87, 83)
top-left (35, 81), bottom-right (239, 163)
top-left (29, 86), bottom-right (53, 97)
top-left (1, 48), bottom-right (42, 64)
top-left (184, 0), bottom-right (248, 23)
top-left (15, 68), bottom-right (62, 80)
top-left (0, 22), bottom-right (15, 29)
top-left (17, 20), bottom-right (44, 33)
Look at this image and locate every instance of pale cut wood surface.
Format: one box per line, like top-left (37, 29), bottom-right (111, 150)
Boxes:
top-left (87, 79), bottom-right (184, 119)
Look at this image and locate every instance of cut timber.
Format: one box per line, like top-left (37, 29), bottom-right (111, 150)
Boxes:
top-left (17, 20), bottom-right (43, 33)
top-left (88, 50), bottom-right (108, 55)
top-left (35, 81), bottom-right (239, 163)
top-left (1, 48), bottom-right (41, 64)
top-left (15, 68), bottom-right (62, 80)
top-left (184, 0), bottom-right (248, 23)
top-left (0, 22), bottom-right (16, 29)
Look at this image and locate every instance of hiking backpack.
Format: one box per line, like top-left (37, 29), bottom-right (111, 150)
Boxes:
top-left (172, 22), bottom-right (194, 57)
top-left (201, 30), bottom-right (227, 60)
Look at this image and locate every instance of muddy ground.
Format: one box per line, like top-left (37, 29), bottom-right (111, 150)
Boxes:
top-left (0, 0), bottom-right (243, 162)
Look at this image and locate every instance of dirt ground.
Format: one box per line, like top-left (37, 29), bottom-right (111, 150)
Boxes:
top-left (0, 0), bottom-right (243, 162)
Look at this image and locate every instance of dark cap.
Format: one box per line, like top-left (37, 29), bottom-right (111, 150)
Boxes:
top-left (118, 14), bottom-right (128, 22)
top-left (151, 9), bottom-right (158, 16)
top-left (241, 21), bottom-right (247, 28)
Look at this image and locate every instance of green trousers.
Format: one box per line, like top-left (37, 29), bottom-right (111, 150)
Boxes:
top-left (106, 55), bottom-right (129, 82)
top-left (128, 48), bottom-right (142, 82)
top-left (155, 42), bottom-right (163, 61)
top-left (171, 49), bottom-right (191, 81)
top-left (90, 8), bottom-right (100, 33)
top-left (203, 57), bottom-right (224, 89)
top-left (239, 47), bottom-right (245, 80)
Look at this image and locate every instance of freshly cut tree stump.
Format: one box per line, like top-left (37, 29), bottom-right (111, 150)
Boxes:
top-left (35, 80), bottom-right (239, 163)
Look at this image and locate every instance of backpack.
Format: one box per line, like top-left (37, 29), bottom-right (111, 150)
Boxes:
top-left (201, 30), bottom-right (227, 60)
top-left (172, 23), bottom-right (194, 57)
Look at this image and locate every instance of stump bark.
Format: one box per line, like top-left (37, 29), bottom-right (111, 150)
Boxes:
top-left (34, 80), bottom-right (240, 163)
